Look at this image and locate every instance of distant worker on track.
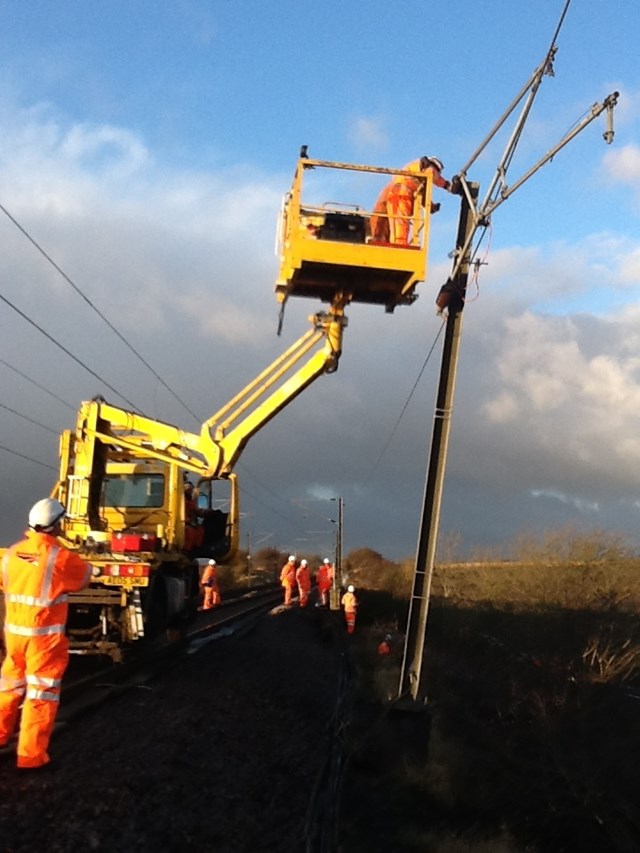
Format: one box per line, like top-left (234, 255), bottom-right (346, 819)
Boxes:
top-left (377, 634), bottom-right (392, 656)
top-left (0, 498), bottom-right (93, 770)
top-left (296, 559), bottom-right (311, 608)
top-left (316, 558), bottom-right (333, 607)
top-left (280, 555), bottom-right (297, 607)
top-left (370, 156), bottom-right (456, 245)
top-left (341, 584), bottom-right (358, 635)
top-left (200, 559), bottom-right (221, 610)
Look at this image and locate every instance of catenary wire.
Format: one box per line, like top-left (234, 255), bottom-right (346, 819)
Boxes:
top-left (0, 356), bottom-right (76, 411)
top-left (0, 290), bottom-right (138, 410)
top-left (0, 401), bottom-right (60, 434)
top-left (0, 443), bottom-right (57, 471)
top-left (0, 201), bottom-right (200, 424)
top-left (362, 317), bottom-right (446, 487)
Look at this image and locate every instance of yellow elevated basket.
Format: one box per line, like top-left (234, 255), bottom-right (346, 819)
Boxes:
top-left (275, 158), bottom-right (433, 313)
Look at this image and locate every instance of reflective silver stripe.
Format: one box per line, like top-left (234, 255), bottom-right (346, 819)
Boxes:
top-left (0, 678), bottom-right (26, 693)
top-left (27, 674), bottom-right (62, 689)
top-left (5, 623), bottom-right (65, 636)
top-left (2, 548), bottom-right (11, 588)
top-left (41, 545), bottom-right (60, 600)
top-left (6, 592), bottom-right (68, 607)
top-left (26, 687), bottom-right (60, 702)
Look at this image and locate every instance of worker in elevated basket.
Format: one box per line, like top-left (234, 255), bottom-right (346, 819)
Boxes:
top-left (296, 559), bottom-right (311, 608)
top-left (0, 498), bottom-right (93, 770)
top-left (280, 555), bottom-right (297, 606)
top-left (341, 584), bottom-right (358, 635)
top-left (370, 156), bottom-right (456, 245)
top-left (200, 559), bottom-right (221, 610)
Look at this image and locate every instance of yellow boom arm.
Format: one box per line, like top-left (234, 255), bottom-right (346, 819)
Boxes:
top-left (70, 298), bottom-right (347, 484)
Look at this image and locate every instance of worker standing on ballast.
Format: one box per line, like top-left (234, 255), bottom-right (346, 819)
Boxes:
top-left (296, 559), bottom-right (311, 608)
top-left (370, 156), bottom-right (456, 245)
top-left (0, 498), bottom-right (93, 770)
top-left (315, 558), bottom-right (333, 607)
top-left (341, 584), bottom-right (358, 635)
top-left (280, 555), bottom-right (297, 606)
top-left (200, 559), bottom-right (221, 610)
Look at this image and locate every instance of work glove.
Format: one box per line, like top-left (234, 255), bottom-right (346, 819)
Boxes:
top-left (449, 175), bottom-right (464, 196)
top-left (430, 202), bottom-right (441, 213)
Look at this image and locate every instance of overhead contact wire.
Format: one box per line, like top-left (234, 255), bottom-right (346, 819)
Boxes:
top-left (0, 401), bottom-right (59, 434)
top-left (0, 201), bottom-right (200, 424)
top-left (0, 290), bottom-right (138, 410)
top-left (364, 318), bottom-right (446, 486)
top-left (0, 443), bottom-right (57, 471)
top-left (0, 357), bottom-right (76, 411)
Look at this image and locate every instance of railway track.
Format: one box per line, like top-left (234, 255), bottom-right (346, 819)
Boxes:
top-left (55, 586), bottom-right (283, 726)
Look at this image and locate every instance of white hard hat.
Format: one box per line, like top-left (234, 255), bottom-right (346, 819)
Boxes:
top-left (347, 584), bottom-right (355, 593)
top-left (323, 558), bottom-right (330, 564)
top-left (28, 498), bottom-right (66, 532)
top-left (208, 559), bottom-right (216, 566)
top-left (300, 559), bottom-right (308, 566)
top-left (423, 155), bottom-right (444, 172)
top-left (288, 555), bottom-right (296, 562)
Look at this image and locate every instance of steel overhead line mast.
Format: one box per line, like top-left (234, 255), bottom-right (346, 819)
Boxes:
top-left (398, 2), bottom-right (619, 706)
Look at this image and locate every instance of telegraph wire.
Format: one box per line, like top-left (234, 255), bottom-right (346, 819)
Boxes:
top-left (0, 201), bottom-right (200, 424)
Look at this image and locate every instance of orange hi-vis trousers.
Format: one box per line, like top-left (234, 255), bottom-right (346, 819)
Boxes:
top-left (344, 609), bottom-right (357, 634)
top-left (0, 531), bottom-right (92, 768)
top-left (0, 631), bottom-right (67, 768)
top-left (203, 585), bottom-right (221, 609)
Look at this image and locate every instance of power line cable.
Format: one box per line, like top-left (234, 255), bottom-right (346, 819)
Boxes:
top-left (0, 201), bottom-right (200, 423)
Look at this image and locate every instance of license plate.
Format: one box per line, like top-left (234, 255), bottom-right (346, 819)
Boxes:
top-left (98, 576), bottom-right (149, 590)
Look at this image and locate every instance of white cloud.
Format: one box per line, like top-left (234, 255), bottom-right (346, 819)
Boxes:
top-left (348, 115), bottom-right (388, 151)
top-left (604, 142), bottom-right (640, 184)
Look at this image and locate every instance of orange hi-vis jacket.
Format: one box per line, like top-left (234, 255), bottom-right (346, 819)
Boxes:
top-left (1, 531), bottom-right (92, 639)
top-left (280, 561), bottom-right (296, 588)
top-left (371, 159), bottom-right (448, 244)
top-left (0, 530), bottom-right (92, 768)
top-left (295, 565), bottom-right (311, 592)
top-left (200, 562), bottom-right (221, 608)
top-left (316, 565), bottom-right (332, 592)
top-left (341, 591), bottom-right (357, 613)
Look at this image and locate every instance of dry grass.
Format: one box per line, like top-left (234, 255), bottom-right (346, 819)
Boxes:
top-left (340, 531), bottom-right (640, 852)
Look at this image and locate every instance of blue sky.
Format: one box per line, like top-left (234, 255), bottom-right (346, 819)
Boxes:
top-left (1, 0), bottom-right (640, 560)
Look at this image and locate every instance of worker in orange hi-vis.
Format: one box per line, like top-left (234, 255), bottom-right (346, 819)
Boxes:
top-left (341, 584), bottom-right (358, 635)
top-left (280, 555), bottom-right (297, 606)
top-left (296, 559), bottom-right (311, 608)
top-left (377, 634), bottom-right (392, 656)
top-left (315, 558), bottom-right (333, 607)
top-left (199, 559), bottom-right (221, 610)
top-left (370, 156), bottom-right (455, 245)
top-left (0, 498), bottom-right (93, 770)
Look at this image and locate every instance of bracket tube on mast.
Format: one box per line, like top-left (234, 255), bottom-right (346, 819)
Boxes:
top-left (482, 91), bottom-right (619, 218)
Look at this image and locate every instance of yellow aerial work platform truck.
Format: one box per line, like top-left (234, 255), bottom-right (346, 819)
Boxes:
top-left (1, 155), bottom-right (438, 661)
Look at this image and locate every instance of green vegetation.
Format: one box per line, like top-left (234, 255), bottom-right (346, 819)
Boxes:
top-left (339, 529), bottom-right (640, 852)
